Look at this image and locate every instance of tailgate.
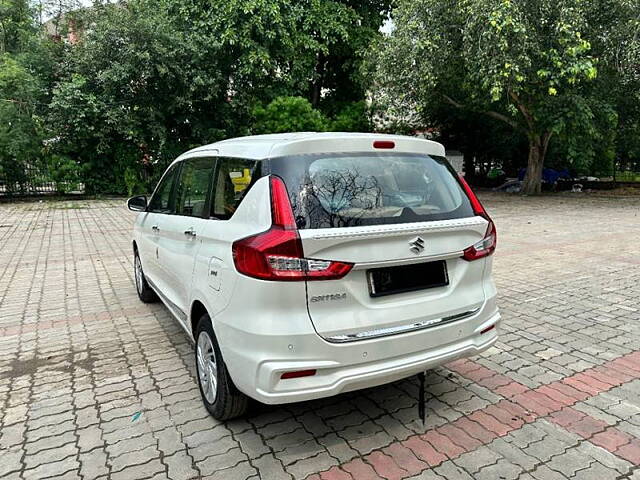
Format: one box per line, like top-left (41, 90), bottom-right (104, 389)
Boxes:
top-left (300, 217), bottom-right (488, 340)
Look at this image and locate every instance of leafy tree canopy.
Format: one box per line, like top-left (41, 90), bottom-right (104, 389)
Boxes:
top-left (373, 0), bottom-right (640, 192)
top-left (0, 54), bottom-right (43, 192)
top-left (0, 0), bottom-right (34, 53)
top-left (42, 0), bottom-right (390, 193)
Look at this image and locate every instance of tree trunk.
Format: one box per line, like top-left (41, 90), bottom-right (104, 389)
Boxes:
top-left (521, 134), bottom-right (549, 195)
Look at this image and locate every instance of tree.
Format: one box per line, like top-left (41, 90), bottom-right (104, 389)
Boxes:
top-left (47, 1), bottom-right (235, 193)
top-left (309, 0), bottom-right (392, 110)
top-left (0, 0), bottom-right (34, 53)
top-left (163, 0), bottom-right (390, 109)
top-left (0, 55), bottom-right (43, 193)
top-left (584, 0), bottom-right (640, 174)
top-left (46, 0), bottom-right (383, 194)
top-left (373, 0), bottom-right (606, 193)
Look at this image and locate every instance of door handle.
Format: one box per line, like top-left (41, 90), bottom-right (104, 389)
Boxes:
top-left (152, 225), bottom-right (159, 231)
top-left (184, 228), bottom-right (196, 237)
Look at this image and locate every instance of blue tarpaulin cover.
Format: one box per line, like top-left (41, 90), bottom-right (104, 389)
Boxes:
top-left (518, 168), bottom-right (571, 184)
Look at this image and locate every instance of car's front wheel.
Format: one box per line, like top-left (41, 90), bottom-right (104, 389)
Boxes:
top-left (195, 314), bottom-right (249, 420)
top-left (134, 250), bottom-right (158, 303)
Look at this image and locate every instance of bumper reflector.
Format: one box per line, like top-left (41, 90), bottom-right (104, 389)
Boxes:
top-left (480, 324), bottom-right (495, 335)
top-left (280, 369), bottom-right (317, 379)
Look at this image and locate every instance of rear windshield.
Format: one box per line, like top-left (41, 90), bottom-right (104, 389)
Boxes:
top-left (267, 152), bottom-right (475, 229)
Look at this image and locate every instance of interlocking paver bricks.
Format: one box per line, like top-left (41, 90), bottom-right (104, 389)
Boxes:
top-left (165, 450), bottom-right (199, 480)
top-left (79, 449), bottom-right (109, 479)
top-left (2, 194), bottom-right (640, 479)
top-left (252, 454), bottom-right (292, 480)
top-left (432, 461), bottom-right (474, 480)
top-left (318, 433), bottom-right (359, 463)
top-left (451, 446), bottom-right (501, 475)
top-left (546, 447), bottom-right (597, 477)
top-left (286, 452), bottom-right (337, 479)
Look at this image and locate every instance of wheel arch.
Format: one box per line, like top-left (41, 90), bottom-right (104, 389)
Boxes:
top-left (190, 299), bottom-right (209, 340)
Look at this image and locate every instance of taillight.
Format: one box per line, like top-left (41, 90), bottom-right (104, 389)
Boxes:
top-left (462, 220), bottom-right (496, 261)
top-left (458, 174), bottom-right (486, 217)
top-left (232, 176), bottom-right (354, 281)
top-left (458, 175), bottom-right (497, 261)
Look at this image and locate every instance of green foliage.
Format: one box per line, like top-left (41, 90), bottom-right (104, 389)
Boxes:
top-left (46, 2), bottom-right (231, 193)
top-left (47, 154), bottom-right (80, 193)
top-left (40, 0), bottom-right (386, 194)
top-left (124, 167), bottom-right (146, 196)
top-left (371, 0), bottom-right (640, 192)
top-left (0, 54), bottom-right (43, 193)
top-left (162, 0), bottom-right (389, 106)
top-left (0, 0), bottom-right (35, 53)
top-left (545, 97), bottom-right (618, 176)
top-left (252, 96), bottom-right (328, 134)
top-left (329, 101), bottom-right (371, 132)
top-left (11, 0), bottom-right (640, 197)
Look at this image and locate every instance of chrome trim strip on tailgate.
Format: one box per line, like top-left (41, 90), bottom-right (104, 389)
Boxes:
top-left (324, 308), bottom-right (481, 343)
top-left (306, 217), bottom-right (486, 240)
top-left (356, 252), bottom-right (462, 269)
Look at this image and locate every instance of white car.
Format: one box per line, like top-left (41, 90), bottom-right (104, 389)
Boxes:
top-left (128, 133), bottom-right (500, 420)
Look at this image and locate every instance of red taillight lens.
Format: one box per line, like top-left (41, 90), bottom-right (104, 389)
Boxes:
top-left (458, 175), bottom-right (497, 261)
top-left (270, 173), bottom-right (297, 228)
top-left (232, 176), bottom-right (354, 281)
top-left (458, 174), bottom-right (486, 216)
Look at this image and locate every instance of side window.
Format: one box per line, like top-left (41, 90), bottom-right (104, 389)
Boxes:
top-left (211, 157), bottom-right (259, 219)
top-left (175, 157), bottom-right (216, 217)
top-left (148, 164), bottom-right (179, 213)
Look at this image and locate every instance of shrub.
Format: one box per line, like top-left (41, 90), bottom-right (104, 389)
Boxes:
top-left (252, 97), bottom-right (328, 134)
top-left (124, 166), bottom-right (147, 196)
top-left (47, 154), bottom-right (81, 194)
top-left (329, 101), bottom-right (371, 132)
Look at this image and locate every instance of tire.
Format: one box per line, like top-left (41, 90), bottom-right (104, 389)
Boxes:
top-left (195, 314), bottom-right (249, 420)
top-left (134, 250), bottom-right (158, 303)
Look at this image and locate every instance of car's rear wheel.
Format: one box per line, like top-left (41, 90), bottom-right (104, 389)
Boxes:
top-left (195, 314), bottom-right (249, 420)
top-left (134, 250), bottom-right (158, 303)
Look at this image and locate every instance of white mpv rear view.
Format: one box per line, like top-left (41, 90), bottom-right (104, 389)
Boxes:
top-left (128, 133), bottom-right (500, 420)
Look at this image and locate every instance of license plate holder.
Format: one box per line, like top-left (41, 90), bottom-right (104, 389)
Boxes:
top-left (367, 260), bottom-right (449, 298)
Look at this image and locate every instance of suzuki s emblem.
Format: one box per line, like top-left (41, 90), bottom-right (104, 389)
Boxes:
top-left (409, 236), bottom-right (425, 254)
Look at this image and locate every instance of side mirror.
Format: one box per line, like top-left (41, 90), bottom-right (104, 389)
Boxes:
top-left (127, 195), bottom-right (147, 212)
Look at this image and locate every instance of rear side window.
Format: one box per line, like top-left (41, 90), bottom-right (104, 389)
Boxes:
top-left (211, 157), bottom-right (260, 219)
top-left (268, 153), bottom-right (474, 229)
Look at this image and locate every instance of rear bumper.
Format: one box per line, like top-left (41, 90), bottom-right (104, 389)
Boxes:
top-left (218, 300), bottom-right (500, 405)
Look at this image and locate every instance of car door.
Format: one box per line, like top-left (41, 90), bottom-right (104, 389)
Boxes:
top-left (196, 156), bottom-right (262, 315)
top-left (159, 156), bottom-right (217, 318)
top-left (138, 163), bottom-right (180, 293)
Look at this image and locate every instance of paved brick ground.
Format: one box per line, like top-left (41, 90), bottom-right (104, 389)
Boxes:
top-left (1, 193), bottom-right (639, 480)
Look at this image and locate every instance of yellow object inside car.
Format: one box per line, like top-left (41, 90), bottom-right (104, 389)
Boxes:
top-left (230, 168), bottom-right (252, 193)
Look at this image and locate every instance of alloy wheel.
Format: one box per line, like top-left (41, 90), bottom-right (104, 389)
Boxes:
top-left (134, 255), bottom-right (144, 294)
top-left (197, 331), bottom-right (218, 403)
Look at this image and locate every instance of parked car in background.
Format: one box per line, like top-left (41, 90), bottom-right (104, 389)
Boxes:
top-left (128, 133), bottom-right (500, 420)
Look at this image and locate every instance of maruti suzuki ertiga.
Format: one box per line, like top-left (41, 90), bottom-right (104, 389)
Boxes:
top-left (127, 133), bottom-right (500, 420)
